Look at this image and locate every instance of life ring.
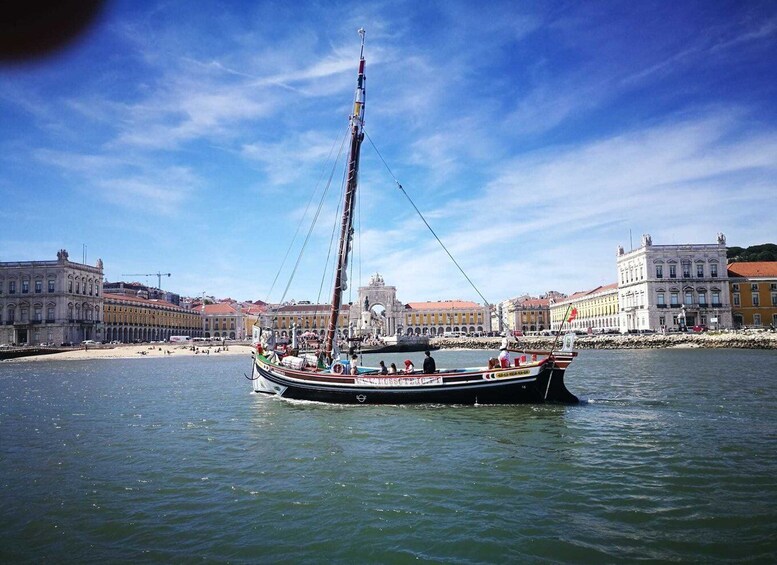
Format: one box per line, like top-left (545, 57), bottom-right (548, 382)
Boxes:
top-left (332, 362), bottom-right (345, 374)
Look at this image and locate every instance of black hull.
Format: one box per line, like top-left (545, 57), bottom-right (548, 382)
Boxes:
top-left (256, 364), bottom-right (578, 405)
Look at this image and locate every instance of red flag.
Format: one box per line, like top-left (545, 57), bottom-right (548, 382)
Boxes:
top-left (567, 307), bottom-right (578, 323)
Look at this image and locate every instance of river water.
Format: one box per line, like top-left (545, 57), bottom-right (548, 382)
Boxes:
top-left (1, 349), bottom-right (775, 563)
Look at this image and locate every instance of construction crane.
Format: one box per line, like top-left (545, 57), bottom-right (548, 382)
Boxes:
top-left (120, 272), bottom-right (171, 289)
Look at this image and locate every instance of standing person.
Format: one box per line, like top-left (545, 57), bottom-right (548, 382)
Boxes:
top-left (498, 337), bottom-right (511, 368)
top-left (379, 360), bottom-right (388, 375)
top-left (423, 350), bottom-right (436, 374)
top-left (403, 359), bottom-right (415, 374)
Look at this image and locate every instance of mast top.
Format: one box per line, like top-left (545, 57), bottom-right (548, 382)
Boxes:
top-left (358, 27), bottom-right (365, 57)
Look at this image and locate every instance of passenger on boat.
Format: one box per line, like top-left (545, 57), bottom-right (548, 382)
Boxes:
top-left (350, 355), bottom-right (359, 375)
top-left (423, 350), bottom-right (436, 374)
top-left (498, 338), bottom-right (511, 368)
top-left (388, 363), bottom-right (398, 374)
top-left (403, 359), bottom-right (415, 374)
top-left (488, 357), bottom-right (499, 369)
top-left (379, 360), bottom-right (388, 375)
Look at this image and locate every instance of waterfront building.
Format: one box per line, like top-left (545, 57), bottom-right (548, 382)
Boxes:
top-left (0, 249), bottom-right (104, 345)
top-left (240, 301), bottom-right (268, 340)
top-left (616, 233), bottom-right (732, 331)
top-left (203, 302), bottom-right (245, 340)
top-left (103, 293), bottom-right (203, 342)
top-left (261, 302), bottom-right (352, 340)
top-left (727, 262), bottom-right (777, 329)
top-left (509, 297), bottom-right (551, 334)
top-left (550, 283), bottom-right (619, 333)
top-left (403, 300), bottom-right (490, 336)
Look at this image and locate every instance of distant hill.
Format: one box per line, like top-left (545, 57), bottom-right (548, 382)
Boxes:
top-left (727, 244), bottom-right (777, 262)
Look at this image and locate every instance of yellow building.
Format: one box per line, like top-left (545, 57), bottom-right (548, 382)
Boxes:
top-left (728, 262), bottom-right (777, 329)
top-left (550, 283), bottom-right (619, 333)
top-left (403, 300), bottom-right (489, 336)
top-left (264, 303), bottom-right (352, 340)
top-left (104, 293), bottom-right (203, 342)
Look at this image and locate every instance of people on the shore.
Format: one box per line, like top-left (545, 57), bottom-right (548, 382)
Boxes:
top-left (423, 350), bottom-right (436, 374)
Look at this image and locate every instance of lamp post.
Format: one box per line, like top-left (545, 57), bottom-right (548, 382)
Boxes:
top-left (201, 291), bottom-right (206, 338)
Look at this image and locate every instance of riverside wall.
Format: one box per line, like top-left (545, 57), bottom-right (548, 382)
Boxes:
top-left (430, 331), bottom-right (777, 351)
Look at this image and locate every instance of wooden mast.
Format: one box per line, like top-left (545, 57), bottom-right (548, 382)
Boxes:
top-left (324, 28), bottom-right (366, 359)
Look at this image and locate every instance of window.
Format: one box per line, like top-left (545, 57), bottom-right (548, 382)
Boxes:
top-left (697, 264), bottom-right (704, 277)
top-left (733, 293), bottom-right (740, 306)
top-left (35, 280), bottom-right (42, 293)
top-left (47, 307), bottom-right (55, 322)
top-left (76, 281), bottom-right (80, 294)
top-left (685, 291), bottom-right (693, 305)
top-left (682, 261), bottom-right (691, 278)
top-left (659, 316), bottom-right (665, 326)
top-left (68, 280), bottom-right (73, 293)
top-left (753, 314), bottom-right (762, 327)
top-left (698, 292), bottom-right (707, 305)
top-left (671, 292), bottom-right (679, 305)
top-left (732, 283), bottom-right (739, 291)
top-left (9, 281), bottom-right (16, 294)
top-left (751, 283), bottom-right (758, 292)
top-left (22, 280), bottom-right (29, 293)
top-left (669, 265), bottom-right (677, 278)
top-left (752, 294), bottom-right (760, 307)
top-left (656, 265), bottom-right (663, 278)
top-left (657, 292), bottom-right (665, 305)
top-left (711, 264), bottom-right (718, 277)
top-left (712, 291), bottom-right (721, 305)
top-left (34, 306), bottom-right (42, 322)
top-left (48, 279), bottom-right (55, 292)
top-left (772, 293), bottom-right (777, 307)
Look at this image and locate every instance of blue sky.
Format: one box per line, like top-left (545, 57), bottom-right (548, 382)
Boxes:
top-left (2, 0), bottom-right (776, 305)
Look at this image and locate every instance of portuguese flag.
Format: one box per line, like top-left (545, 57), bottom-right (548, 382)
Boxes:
top-left (567, 307), bottom-right (578, 323)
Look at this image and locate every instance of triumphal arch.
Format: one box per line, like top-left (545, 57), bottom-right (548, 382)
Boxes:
top-left (348, 273), bottom-right (405, 338)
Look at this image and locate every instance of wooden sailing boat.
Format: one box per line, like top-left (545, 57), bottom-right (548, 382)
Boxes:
top-left (249, 30), bottom-right (579, 405)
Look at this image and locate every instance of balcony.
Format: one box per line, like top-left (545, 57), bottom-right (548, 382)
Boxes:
top-left (657, 304), bottom-right (668, 308)
top-left (670, 304), bottom-right (681, 308)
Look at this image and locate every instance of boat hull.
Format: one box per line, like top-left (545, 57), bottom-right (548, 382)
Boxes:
top-left (251, 355), bottom-right (578, 405)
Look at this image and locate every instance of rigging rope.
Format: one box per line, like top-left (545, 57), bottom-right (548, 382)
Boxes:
top-left (277, 125), bottom-right (350, 306)
top-left (364, 129), bottom-right (492, 309)
top-left (265, 125), bottom-right (349, 304)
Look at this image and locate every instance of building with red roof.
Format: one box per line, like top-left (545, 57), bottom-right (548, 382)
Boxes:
top-left (727, 262), bottom-right (777, 328)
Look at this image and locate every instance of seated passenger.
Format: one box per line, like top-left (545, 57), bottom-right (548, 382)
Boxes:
top-left (350, 354), bottom-right (359, 375)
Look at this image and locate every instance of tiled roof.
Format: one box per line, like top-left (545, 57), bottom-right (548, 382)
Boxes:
top-left (273, 304), bottom-right (351, 313)
top-left (204, 302), bottom-right (238, 315)
top-left (104, 292), bottom-right (185, 311)
top-left (559, 282), bottom-right (618, 303)
top-left (405, 300), bottom-right (481, 310)
top-left (727, 262), bottom-right (777, 278)
top-left (514, 298), bottom-right (550, 308)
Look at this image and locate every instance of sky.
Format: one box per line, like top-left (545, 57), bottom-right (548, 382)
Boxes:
top-left (2, 0), bottom-right (776, 306)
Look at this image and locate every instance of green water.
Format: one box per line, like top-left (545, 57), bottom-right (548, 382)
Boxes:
top-left (1, 349), bottom-right (775, 563)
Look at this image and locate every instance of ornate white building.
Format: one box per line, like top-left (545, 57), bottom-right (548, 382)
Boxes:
top-left (616, 233), bottom-right (732, 331)
top-left (0, 249), bottom-right (104, 345)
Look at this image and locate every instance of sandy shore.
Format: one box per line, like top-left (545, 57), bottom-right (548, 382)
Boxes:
top-left (9, 343), bottom-right (257, 362)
